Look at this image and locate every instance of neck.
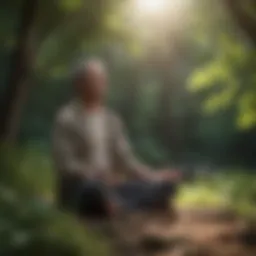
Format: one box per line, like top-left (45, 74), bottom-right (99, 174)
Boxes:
top-left (78, 97), bottom-right (103, 112)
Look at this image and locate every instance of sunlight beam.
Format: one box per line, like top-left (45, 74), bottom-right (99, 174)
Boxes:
top-left (132, 0), bottom-right (187, 21)
top-left (136, 0), bottom-right (168, 15)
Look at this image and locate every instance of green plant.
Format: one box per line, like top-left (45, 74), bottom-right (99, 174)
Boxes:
top-left (0, 145), bottom-right (111, 256)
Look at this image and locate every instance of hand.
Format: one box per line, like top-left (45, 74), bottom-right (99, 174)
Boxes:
top-left (105, 176), bottom-right (123, 187)
top-left (96, 173), bottom-right (122, 187)
top-left (153, 169), bottom-right (182, 182)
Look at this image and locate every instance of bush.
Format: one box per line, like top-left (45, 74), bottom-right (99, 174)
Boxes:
top-left (0, 145), bottom-right (111, 256)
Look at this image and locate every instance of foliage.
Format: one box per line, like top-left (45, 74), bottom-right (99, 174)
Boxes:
top-left (177, 171), bottom-right (256, 219)
top-left (187, 0), bottom-right (256, 130)
top-left (0, 146), bottom-right (111, 256)
top-left (1, 0), bottom-right (256, 168)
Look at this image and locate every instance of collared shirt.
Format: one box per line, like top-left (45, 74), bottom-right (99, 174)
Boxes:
top-left (82, 108), bottom-right (109, 174)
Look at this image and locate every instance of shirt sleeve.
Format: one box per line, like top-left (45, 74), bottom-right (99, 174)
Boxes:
top-left (113, 116), bottom-right (153, 180)
top-left (52, 112), bottom-right (91, 179)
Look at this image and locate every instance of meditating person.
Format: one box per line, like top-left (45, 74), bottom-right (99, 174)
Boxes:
top-left (52, 58), bottom-right (180, 219)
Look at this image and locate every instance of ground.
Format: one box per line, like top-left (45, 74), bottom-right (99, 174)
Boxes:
top-left (101, 207), bottom-right (256, 256)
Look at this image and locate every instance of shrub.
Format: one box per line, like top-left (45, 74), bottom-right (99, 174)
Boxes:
top-left (0, 145), bottom-right (111, 256)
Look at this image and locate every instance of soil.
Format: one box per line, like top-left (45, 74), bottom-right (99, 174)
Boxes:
top-left (106, 208), bottom-right (256, 256)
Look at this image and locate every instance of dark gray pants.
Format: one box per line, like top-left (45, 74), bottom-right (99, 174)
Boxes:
top-left (76, 181), bottom-right (177, 218)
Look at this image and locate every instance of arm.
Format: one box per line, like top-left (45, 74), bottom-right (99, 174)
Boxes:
top-left (113, 116), bottom-right (153, 180)
top-left (52, 111), bottom-right (91, 180)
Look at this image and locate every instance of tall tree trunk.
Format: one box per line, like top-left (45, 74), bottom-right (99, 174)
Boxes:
top-left (225, 0), bottom-right (256, 46)
top-left (0, 0), bottom-right (38, 144)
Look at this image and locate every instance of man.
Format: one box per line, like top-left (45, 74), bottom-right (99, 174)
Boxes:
top-left (52, 59), bottom-right (180, 219)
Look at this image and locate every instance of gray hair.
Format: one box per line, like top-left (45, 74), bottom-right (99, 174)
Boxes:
top-left (71, 58), bottom-right (106, 82)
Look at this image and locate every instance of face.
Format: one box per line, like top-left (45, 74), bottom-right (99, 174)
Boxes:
top-left (77, 62), bottom-right (108, 102)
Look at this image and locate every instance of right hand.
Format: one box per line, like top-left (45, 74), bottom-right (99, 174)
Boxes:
top-left (93, 172), bottom-right (122, 187)
top-left (148, 169), bottom-right (182, 183)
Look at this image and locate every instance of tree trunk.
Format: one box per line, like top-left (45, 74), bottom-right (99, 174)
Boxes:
top-left (0, 0), bottom-right (38, 144)
top-left (225, 0), bottom-right (256, 46)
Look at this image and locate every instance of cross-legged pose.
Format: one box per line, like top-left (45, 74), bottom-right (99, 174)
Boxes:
top-left (52, 59), bottom-right (181, 219)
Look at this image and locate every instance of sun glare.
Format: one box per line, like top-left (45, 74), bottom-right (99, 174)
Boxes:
top-left (136, 0), bottom-right (167, 15)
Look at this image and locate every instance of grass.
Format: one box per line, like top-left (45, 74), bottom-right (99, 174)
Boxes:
top-left (176, 171), bottom-right (256, 219)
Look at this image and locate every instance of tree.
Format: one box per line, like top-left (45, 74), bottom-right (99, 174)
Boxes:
top-left (188, 0), bottom-right (256, 130)
top-left (0, 0), bottom-right (38, 143)
top-left (225, 0), bottom-right (256, 46)
top-left (0, 0), bottom-right (124, 143)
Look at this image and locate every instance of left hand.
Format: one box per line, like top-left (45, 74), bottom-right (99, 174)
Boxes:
top-left (100, 174), bottom-right (124, 187)
top-left (153, 169), bottom-right (182, 182)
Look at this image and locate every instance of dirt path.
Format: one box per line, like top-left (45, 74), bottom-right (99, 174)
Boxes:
top-left (110, 208), bottom-right (256, 256)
